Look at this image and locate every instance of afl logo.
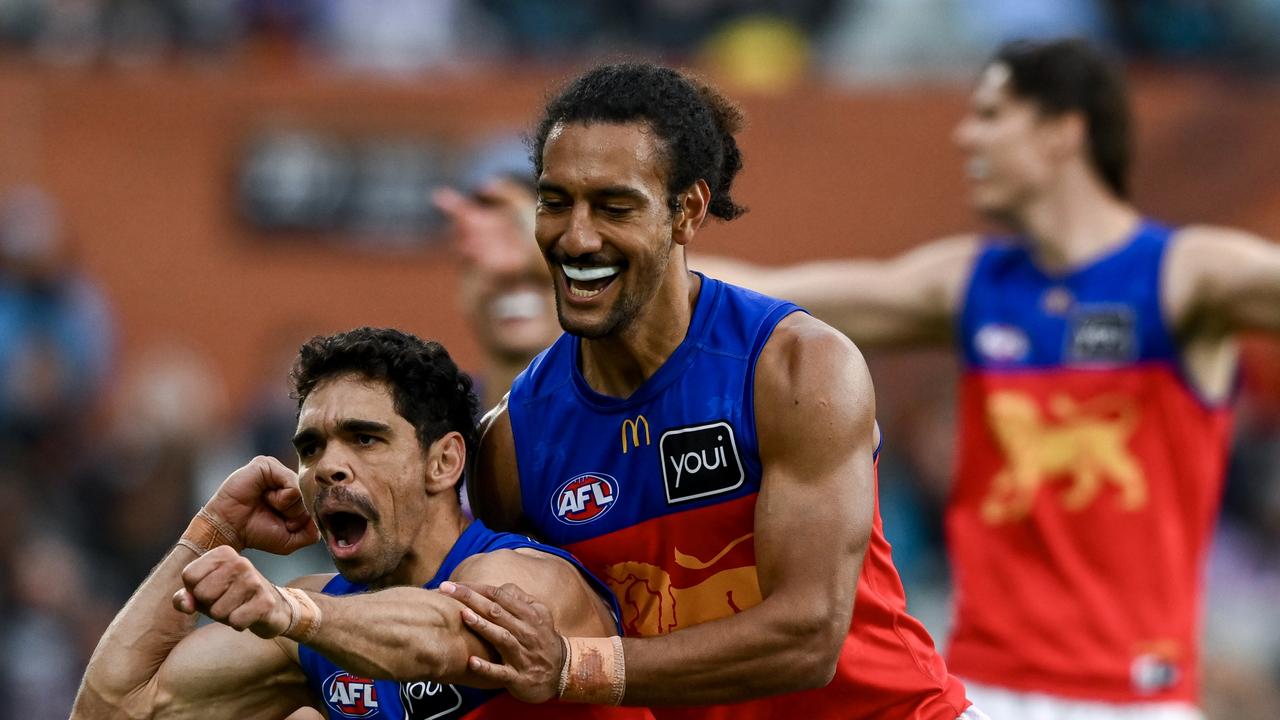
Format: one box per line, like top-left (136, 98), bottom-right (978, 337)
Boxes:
top-left (323, 671), bottom-right (379, 717)
top-left (552, 472), bottom-right (619, 524)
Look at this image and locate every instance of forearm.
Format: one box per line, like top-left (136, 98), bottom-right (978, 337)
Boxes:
top-left (306, 587), bottom-right (484, 685)
top-left (73, 545), bottom-right (199, 718)
top-left (613, 597), bottom-right (846, 706)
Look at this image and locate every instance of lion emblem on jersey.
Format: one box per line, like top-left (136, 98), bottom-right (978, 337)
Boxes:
top-left (602, 533), bottom-right (762, 636)
top-left (982, 392), bottom-right (1145, 524)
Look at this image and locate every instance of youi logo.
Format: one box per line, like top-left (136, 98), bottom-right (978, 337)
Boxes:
top-left (552, 472), bottom-right (619, 524)
top-left (660, 421), bottom-right (745, 504)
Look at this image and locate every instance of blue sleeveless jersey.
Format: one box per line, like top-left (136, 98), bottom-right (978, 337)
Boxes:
top-left (509, 274), bottom-right (798, 547)
top-left (507, 275), bottom-right (970, 719)
top-left (298, 520), bottom-right (622, 719)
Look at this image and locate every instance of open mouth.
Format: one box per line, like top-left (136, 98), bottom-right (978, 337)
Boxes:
top-left (562, 264), bottom-right (621, 300)
top-left (491, 289), bottom-right (546, 322)
top-left (320, 511), bottom-right (369, 559)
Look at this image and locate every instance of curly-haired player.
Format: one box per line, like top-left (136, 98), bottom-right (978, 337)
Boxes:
top-left (73, 328), bottom-right (647, 720)
top-left (447, 62), bottom-right (984, 719)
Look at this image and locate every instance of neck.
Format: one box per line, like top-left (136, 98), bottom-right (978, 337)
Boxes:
top-left (371, 499), bottom-right (470, 590)
top-left (579, 267), bottom-right (701, 399)
top-left (1016, 168), bottom-right (1141, 273)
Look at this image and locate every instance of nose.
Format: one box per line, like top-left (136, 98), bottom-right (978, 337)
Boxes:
top-left (313, 446), bottom-right (352, 486)
top-left (559, 201), bottom-right (603, 257)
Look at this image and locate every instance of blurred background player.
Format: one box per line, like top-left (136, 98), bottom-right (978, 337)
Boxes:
top-left (698, 38), bottom-right (1280, 719)
top-left (434, 142), bottom-right (557, 411)
top-left (73, 327), bottom-right (642, 720)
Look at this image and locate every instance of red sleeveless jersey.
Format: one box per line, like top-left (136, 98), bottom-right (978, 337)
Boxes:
top-left (946, 221), bottom-right (1234, 703)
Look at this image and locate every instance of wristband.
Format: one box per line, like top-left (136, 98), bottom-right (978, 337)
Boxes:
top-left (556, 635), bottom-right (572, 698)
top-left (177, 508), bottom-right (244, 555)
top-left (278, 586), bottom-right (323, 644)
top-left (560, 636), bottom-right (625, 705)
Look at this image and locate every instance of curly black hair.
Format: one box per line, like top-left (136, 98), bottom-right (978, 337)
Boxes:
top-left (532, 62), bottom-right (747, 221)
top-left (290, 327), bottom-right (480, 467)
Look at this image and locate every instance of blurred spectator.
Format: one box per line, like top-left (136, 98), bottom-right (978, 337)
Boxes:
top-left (435, 137), bottom-right (557, 411)
top-left (0, 186), bottom-right (113, 484)
top-left (823, 0), bottom-right (1113, 85)
top-left (317, 0), bottom-right (495, 75)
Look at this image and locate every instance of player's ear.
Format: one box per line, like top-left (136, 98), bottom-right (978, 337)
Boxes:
top-left (424, 431), bottom-right (466, 494)
top-left (672, 179), bottom-right (710, 246)
top-left (1045, 110), bottom-right (1086, 162)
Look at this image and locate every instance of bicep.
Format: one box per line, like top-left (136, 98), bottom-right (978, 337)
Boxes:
top-left (752, 318), bottom-right (876, 623)
top-left (469, 402), bottom-right (525, 531)
top-left (152, 622), bottom-right (313, 719)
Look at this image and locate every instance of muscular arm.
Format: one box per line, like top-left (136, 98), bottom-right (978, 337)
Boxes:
top-left (74, 457), bottom-right (320, 720)
top-left (72, 545), bottom-right (315, 720)
top-left (301, 547), bottom-right (615, 686)
top-left (607, 313), bottom-right (877, 704)
top-left (467, 399), bottom-right (528, 532)
top-left (690, 235), bottom-right (979, 347)
top-left (1166, 225), bottom-right (1280, 336)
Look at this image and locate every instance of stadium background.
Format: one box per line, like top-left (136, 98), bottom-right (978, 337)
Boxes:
top-left (2, 2), bottom-right (1279, 718)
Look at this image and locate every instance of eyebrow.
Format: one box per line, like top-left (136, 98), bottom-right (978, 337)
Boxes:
top-left (537, 181), bottom-right (649, 205)
top-left (291, 419), bottom-right (393, 451)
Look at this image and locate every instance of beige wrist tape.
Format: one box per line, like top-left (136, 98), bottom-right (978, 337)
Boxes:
top-left (278, 586), bottom-right (322, 644)
top-left (559, 636), bottom-right (625, 705)
top-left (177, 508), bottom-right (244, 555)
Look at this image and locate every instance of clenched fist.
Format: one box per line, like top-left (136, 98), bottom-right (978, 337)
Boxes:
top-left (173, 546), bottom-right (292, 638)
top-left (204, 456), bottom-right (319, 555)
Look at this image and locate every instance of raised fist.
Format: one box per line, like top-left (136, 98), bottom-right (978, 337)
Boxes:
top-left (173, 546), bottom-right (292, 639)
top-left (203, 456), bottom-right (319, 555)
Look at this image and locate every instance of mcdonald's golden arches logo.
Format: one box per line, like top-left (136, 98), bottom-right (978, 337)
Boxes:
top-left (621, 415), bottom-right (651, 454)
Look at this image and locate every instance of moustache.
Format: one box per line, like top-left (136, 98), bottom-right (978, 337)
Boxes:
top-left (548, 250), bottom-right (625, 268)
top-left (313, 485), bottom-right (380, 523)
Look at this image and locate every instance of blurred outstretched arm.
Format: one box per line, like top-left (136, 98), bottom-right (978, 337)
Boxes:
top-left (690, 234), bottom-right (980, 348)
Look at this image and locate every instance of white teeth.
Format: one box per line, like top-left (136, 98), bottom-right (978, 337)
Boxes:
top-left (967, 157), bottom-right (990, 180)
top-left (337, 539), bottom-right (350, 548)
top-left (570, 285), bottom-right (604, 298)
top-left (563, 265), bottom-right (620, 282)
top-left (491, 290), bottom-right (544, 321)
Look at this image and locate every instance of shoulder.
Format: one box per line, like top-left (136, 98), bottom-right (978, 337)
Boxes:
top-left (452, 547), bottom-right (575, 589)
top-left (1165, 223), bottom-right (1274, 292)
top-left (476, 396), bottom-right (514, 455)
top-left (451, 548), bottom-right (613, 636)
top-left (755, 314), bottom-right (874, 432)
top-left (759, 313), bottom-right (869, 387)
top-left (470, 397), bottom-right (524, 530)
top-left (1168, 224), bottom-right (1264, 258)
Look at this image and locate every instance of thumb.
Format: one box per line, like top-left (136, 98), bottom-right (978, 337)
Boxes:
top-left (172, 588), bottom-right (197, 615)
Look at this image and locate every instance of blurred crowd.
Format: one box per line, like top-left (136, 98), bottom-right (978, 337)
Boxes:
top-left (1, 1), bottom-right (1280, 80)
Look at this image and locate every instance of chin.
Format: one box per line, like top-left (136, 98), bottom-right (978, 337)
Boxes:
top-left (331, 554), bottom-right (382, 585)
top-left (558, 312), bottom-right (616, 339)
